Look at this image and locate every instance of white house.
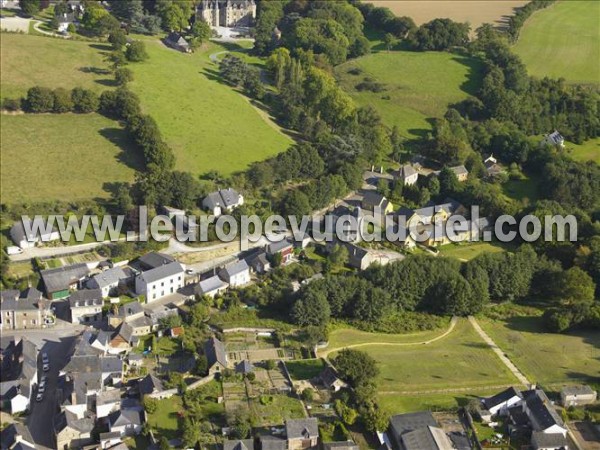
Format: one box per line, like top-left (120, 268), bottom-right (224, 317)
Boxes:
top-left (108, 409), bottom-right (143, 437)
top-left (540, 130), bottom-right (565, 149)
top-left (68, 289), bottom-right (103, 324)
top-left (0, 338), bottom-right (38, 414)
top-left (96, 389), bottom-right (122, 418)
top-left (481, 387), bottom-right (523, 416)
top-left (135, 261), bottom-right (185, 302)
top-left (202, 188), bottom-right (244, 217)
top-left (397, 164), bottom-right (419, 186)
top-left (218, 260), bottom-right (250, 287)
top-left (10, 218), bottom-right (60, 249)
top-left (87, 267), bottom-right (128, 298)
top-left (196, 275), bottom-right (228, 298)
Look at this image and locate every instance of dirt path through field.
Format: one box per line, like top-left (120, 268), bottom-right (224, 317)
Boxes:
top-left (318, 316), bottom-right (458, 358)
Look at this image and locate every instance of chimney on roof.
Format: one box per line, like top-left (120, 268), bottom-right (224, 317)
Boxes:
top-left (380, 166), bottom-right (383, 174)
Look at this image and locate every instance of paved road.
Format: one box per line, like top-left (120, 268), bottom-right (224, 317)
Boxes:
top-left (468, 316), bottom-right (530, 387)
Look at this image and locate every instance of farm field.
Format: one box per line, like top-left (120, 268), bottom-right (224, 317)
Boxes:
top-left (367, 1), bottom-right (528, 31)
top-left (513, 1), bottom-right (600, 84)
top-left (335, 51), bottom-right (483, 144)
top-left (478, 315), bottom-right (600, 386)
top-left (0, 114), bottom-right (142, 204)
top-left (0, 33), bottom-right (112, 100)
top-left (129, 39), bottom-right (293, 176)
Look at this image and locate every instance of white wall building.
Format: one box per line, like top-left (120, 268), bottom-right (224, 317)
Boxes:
top-left (218, 260), bottom-right (250, 287)
top-left (135, 262), bottom-right (185, 302)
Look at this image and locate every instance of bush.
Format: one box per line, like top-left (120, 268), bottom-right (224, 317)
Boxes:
top-left (115, 67), bottom-right (134, 85)
top-left (71, 88), bottom-right (99, 113)
top-left (53, 88), bottom-right (74, 113)
top-left (2, 98), bottom-right (21, 111)
top-left (25, 86), bottom-right (54, 113)
top-left (126, 41), bottom-right (149, 62)
top-left (355, 78), bottom-right (386, 93)
top-left (143, 396), bottom-right (158, 414)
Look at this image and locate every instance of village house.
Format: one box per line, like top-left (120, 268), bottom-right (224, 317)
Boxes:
top-left (87, 267), bottom-right (129, 298)
top-left (202, 188), bottom-right (244, 217)
top-left (10, 218), bottom-right (60, 249)
top-left (361, 191), bottom-right (394, 214)
top-left (109, 409), bottom-right (143, 437)
top-left (135, 261), bottom-right (185, 302)
top-left (0, 288), bottom-right (45, 330)
top-left (219, 260), bottom-right (250, 287)
top-left (196, 275), bottom-right (229, 298)
top-left (68, 289), bottom-right (103, 324)
top-left (164, 31), bottom-right (191, 53)
top-left (204, 336), bottom-right (228, 375)
top-left (540, 130), bottom-right (565, 149)
top-left (109, 322), bottom-right (135, 353)
top-left (55, 11), bottom-right (75, 32)
top-left (197, 0), bottom-right (256, 27)
top-left (0, 423), bottom-right (36, 449)
top-left (137, 252), bottom-right (175, 271)
top-left (450, 165), bottom-right (469, 182)
top-left (40, 263), bottom-right (90, 300)
top-left (560, 385), bottom-right (597, 406)
top-left (323, 442), bottom-right (359, 450)
top-left (54, 410), bottom-right (95, 450)
top-left (286, 418), bottom-right (319, 450)
top-left (248, 251), bottom-right (271, 274)
top-left (394, 198), bottom-right (465, 228)
top-left (138, 374), bottom-right (168, 399)
top-left (96, 388), bottom-right (122, 419)
top-left (224, 439), bottom-right (255, 450)
top-left (266, 238), bottom-right (294, 265)
top-left (483, 154), bottom-right (506, 179)
top-left (0, 338), bottom-right (38, 414)
top-left (318, 366), bottom-right (348, 392)
top-left (396, 164), bottom-right (419, 186)
top-left (108, 301), bottom-right (145, 329)
top-left (388, 411), bottom-right (455, 450)
top-left (481, 387), bottom-right (523, 418)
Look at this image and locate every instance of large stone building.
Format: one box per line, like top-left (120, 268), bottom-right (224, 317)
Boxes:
top-left (197, 0), bottom-right (256, 28)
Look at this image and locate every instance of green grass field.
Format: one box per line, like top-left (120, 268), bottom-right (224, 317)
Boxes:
top-left (129, 39), bottom-right (293, 176)
top-left (378, 388), bottom-right (502, 414)
top-left (513, 0), bottom-right (600, 84)
top-left (147, 396), bottom-right (183, 441)
top-left (285, 359), bottom-right (326, 380)
top-left (502, 173), bottom-right (542, 203)
top-left (479, 315), bottom-right (600, 386)
top-left (0, 33), bottom-right (113, 100)
top-left (0, 113), bottom-right (142, 203)
top-left (327, 324), bottom-right (449, 350)
top-left (438, 242), bottom-right (507, 261)
top-left (335, 51), bottom-right (483, 143)
top-left (566, 138), bottom-right (600, 163)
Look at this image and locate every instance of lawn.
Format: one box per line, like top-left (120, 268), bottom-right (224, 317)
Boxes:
top-left (335, 51), bottom-right (483, 145)
top-left (438, 242), bottom-right (507, 261)
top-left (250, 394), bottom-right (305, 426)
top-left (502, 174), bottom-right (542, 204)
top-left (0, 114), bottom-right (142, 204)
top-left (147, 395), bottom-right (183, 441)
top-left (478, 315), bottom-right (600, 386)
top-left (0, 33), bottom-right (113, 100)
top-left (566, 137), bottom-right (600, 164)
top-left (513, 0), bottom-right (600, 85)
top-left (378, 388), bottom-right (502, 414)
top-left (285, 359), bottom-right (326, 380)
top-left (129, 38), bottom-right (293, 176)
top-left (326, 323), bottom-right (450, 351)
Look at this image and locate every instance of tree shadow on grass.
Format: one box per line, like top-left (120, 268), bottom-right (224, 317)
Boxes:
top-left (79, 66), bottom-right (111, 75)
top-left (95, 78), bottom-right (119, 87)
top-left (88, 43), bottom-right (113, 52)
top-left (450, 54), bottom-right (485, 97)
top-left (98, 127), bottom-right (145, 171)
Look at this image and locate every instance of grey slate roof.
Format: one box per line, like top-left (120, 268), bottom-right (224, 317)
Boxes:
top-left (531, 431), bottom-right (567, 449)
top-left (138, 374), bottom-right (164, 396)
top-left (97, 388), bottom-right (122, 406)
top-left (401, 426), bottom-right (452, 450)
top-left (248, 252), bottom-right (270, 271)
top-left (266, 238), bottom-right (293, 255)
top-left (399, 164), bottom-right (418, 179)
top-left (260, 435), bottom-right (286, 450)
top-left (203, 188), bottom-right (243, 210)
top-left (224, 439), bottom-right (254, 450)
top-left (561, 385), bottom-right (595, 396)
top-left (166, 32), bottom-right (190, 47)
top-left (138, 252), bottom-right (175, 270)
top-left (69, 289), bottom-right (103, 307)
top-left (10, 218), bottom-right (57, 245)
top-left (138, 261), bottom-right (184, 284)
top-left (389, 411), bottom-right (437, 437)
top-left (197, 275), bottom-right (228, 295)
top-left (286, 418), bottom-right (319, 440)
top-left (0, 290), bottom-right (40, 312)
top-left (0, 423), bottom-right (35, 449)
top-left (41, 263), bottom-right (89, 293)
top-left (450, 165), bottom-right (468, 176)
top-left (117, 301), bottom-right (144, 318)
top-left (235, 360), bottom-right (254, 374)
top-left (220, 260), bottom-right (249, 278)
top-left (109, 409), bottom-right (142, 427)
top-left (362, 191), bottom-right (387, 209)
top-left (90, 267), bottom-right (128, 289)
top-left (323, 441), bottom-right (359, 450)
top-left (204, 337), bottom-right (227, 368)
top-left (101, 356), bottom-right (123, 374)
top-left (482, 387), bottom-right (522, 410)
top-left (523, 389), bottom-right (564, 431)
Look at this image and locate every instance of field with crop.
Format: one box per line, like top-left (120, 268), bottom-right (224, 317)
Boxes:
top-left (0, 113), bottom-right (142, 203)
top-left (335, 51), bottom-right (483, 144)
top-left (513, 0), bottom-right (600, 84)
top-left (128, 39), bottom-right (293, 176)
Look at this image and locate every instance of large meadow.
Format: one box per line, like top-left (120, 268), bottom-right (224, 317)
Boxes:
top-left (513, 0), bottom-right (600, 85)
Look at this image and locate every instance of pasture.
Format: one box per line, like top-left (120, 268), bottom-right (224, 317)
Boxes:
top-left (513, 0), bottom-right (600, 84)
top-left (367, 1), bottom-right (528, 30)
top-left (566, 138), bottom-right (600, 164)
top-left (478, 315), bottom-right (600, 386)
top-left (335, 51), bottom-right (482, 144)
top-left (128, 39), bottom-right (293, 176)
top-left (0, 114), bottom-right (142, 203)
top-left (0, 33), bottom-right (112, 100)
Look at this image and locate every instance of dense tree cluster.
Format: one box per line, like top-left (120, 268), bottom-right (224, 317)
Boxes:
top-left (355, 2), bottom-right (416, 39)
top-left (219, 54), bottom-right (265, 99)
top-left (408, 18), bottom-right (470, 51)
top-left (24, 86), bottom-right (99, 114)
top-left (506, 0), bottom-right (556, 42)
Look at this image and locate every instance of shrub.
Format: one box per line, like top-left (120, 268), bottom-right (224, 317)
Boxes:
top-left (71, 88), bottom-right (99, 113)
top-left (53, 88), bottom-right (74, 113)
top-left (115, 67), bottom-right (134, 85)
top-left (126, 41), bottom-right (149, 62)
top-left (143, 396), bottom-right (158, 414)
top-left (2, 98), bottom-right (21, 111)
top-left (25, 86), bottom-right (54, 113)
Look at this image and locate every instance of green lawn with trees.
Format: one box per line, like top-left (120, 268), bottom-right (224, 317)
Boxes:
top-left (566, 137), bottom-right (600, 164)
top-left (128, 38), bottom-right (293, 176)
top-left (513, 0), bottom-right (600, 85)
top-left (0, 33), bottom-right (112, 100)
top-left (478, 315), bottom-right (600, 385)
top-left (0, 114), bottom-right (142, 203)
top-left (334, 51), bottom-right (483, 143)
